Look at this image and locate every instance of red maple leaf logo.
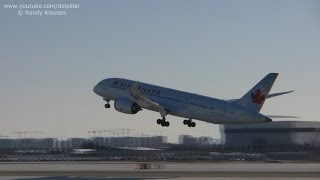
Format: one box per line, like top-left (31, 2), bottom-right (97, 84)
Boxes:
top-left (251, 89), bottom-right (266, 104)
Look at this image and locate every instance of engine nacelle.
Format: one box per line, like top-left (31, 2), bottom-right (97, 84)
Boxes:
top-left (114, 97), bottom-right (141, 114)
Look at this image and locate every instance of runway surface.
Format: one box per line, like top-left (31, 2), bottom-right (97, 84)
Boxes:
top-left (0, 161), bottom-right (319, 179)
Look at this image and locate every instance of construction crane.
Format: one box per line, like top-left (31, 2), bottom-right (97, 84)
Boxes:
top-left (88, 128), bottom-right (136, 147)
top-left (121, 129), bottom-right (134, 137)
top-left (88, 130), bottom-right (97, 138)
top-left (88, 129), bottom-right (108, 138)
top-left (12, 131), bottom-right (43, 139)
top-left (37, 131), bottom-right (44, 138)
top-left (102, 129), bottom-right (121, 146)
top-left (120, 129), bottom-right (134, 147)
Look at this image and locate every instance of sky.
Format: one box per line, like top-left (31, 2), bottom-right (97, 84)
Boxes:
top-left (0, 0), bottom-right (319, 142)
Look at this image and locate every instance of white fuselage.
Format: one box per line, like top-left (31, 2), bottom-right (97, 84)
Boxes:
top-left (94, 78), bottom-right (270, 124)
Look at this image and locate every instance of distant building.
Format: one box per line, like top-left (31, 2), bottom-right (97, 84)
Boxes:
top-left (92, 137), bottom-right (105, 146)
top-left (178, 135), bottom-right (218, 145)
top-left (109, 136), bottom-right (167, 147)
top-left (198, 136), bottom-right (220, 145)
top-left (0, 135), bottom-right (168, 149)
top-left (70, 138), bottom-right (87, 148)
top-left (0, 138), bottom-right (58, 149)
top-left (41, 138), bottom-right (59, 149)
top-left (59, 139), bottom-right (72, 149)
top-left (179, 135), bottom-right (198, 145)
top-left (0, 139), bottom-right (15, 149)
top-left (151, 136), bottom-right (168, 147)
top-left (221, 121), bottom-right (320, 152)
top-left (140, 136), bottom-right (167, 147)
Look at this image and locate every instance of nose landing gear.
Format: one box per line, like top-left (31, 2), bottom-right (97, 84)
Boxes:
top-left (104, 99), bottom-right (111, 108)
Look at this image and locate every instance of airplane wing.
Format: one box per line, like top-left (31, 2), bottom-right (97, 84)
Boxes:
top-left (129, 82), bottom-right (169, 117)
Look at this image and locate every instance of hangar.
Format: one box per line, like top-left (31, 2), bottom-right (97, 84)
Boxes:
top-left (221, 121), bottom-right (320, 152)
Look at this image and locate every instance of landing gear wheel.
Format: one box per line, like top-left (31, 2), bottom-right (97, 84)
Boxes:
top-left (157, 116), bottom-right (168, 127)
top-left (161, 121), bottom-right (170, 127)
top-left (185, 119), bottom-right (196, 127)
top-left (161, 122), bottom-right (165, 127)
top-left (105, 104), bottom-right (111, 108)
top-left (191, 122), bottom-right (196, 127)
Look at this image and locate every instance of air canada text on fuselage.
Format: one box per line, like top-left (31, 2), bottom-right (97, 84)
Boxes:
top-left (111, 80), bottom-right (161, 95)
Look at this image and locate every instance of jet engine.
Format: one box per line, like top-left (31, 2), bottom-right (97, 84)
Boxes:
top-left (114, 97), bottom-right (141, 114)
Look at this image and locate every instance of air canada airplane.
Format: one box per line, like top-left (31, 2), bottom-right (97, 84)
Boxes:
top-left (93, 73), bottom-right (294, 127)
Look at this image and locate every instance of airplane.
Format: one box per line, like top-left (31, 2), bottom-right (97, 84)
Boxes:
top-left (93, 73), bottom-right (294, 127)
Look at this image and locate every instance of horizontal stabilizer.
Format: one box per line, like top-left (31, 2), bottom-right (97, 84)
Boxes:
top-left (266, 115), bottom-right (298, 118)
top-left (226, 91), bottom-right (294, 102)
top-left (267, 91), bottom-right (294, 99)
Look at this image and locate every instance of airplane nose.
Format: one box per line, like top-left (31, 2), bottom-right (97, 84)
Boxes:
top-left (93, 85), bottom-right (99, 95)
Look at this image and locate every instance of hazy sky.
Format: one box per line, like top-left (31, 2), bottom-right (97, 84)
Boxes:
top-left (1, 0), bottom-right (319, 142)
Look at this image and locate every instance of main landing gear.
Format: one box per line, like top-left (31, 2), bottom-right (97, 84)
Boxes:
top-left (183, 119), bottom-right (196, 127)
top-left (156, 109), bottom-right (169, 127)
top-left (157, 117), bottom-right (170, 127)
top-left (104, 99), bottom-right (111, 108)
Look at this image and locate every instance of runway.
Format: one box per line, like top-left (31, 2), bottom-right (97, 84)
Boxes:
top-left (0, 161), bottom-right (319, 179)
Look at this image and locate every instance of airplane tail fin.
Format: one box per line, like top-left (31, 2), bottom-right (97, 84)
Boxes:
top-left (235, 73), bottom-right (278, 112)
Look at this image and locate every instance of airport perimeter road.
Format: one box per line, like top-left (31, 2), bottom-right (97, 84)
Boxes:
top-left (0, 161), bottom-right (319, 179)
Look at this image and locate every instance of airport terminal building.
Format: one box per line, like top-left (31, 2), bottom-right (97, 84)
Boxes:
top-left (221, 121), bottom-right (320, 152)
